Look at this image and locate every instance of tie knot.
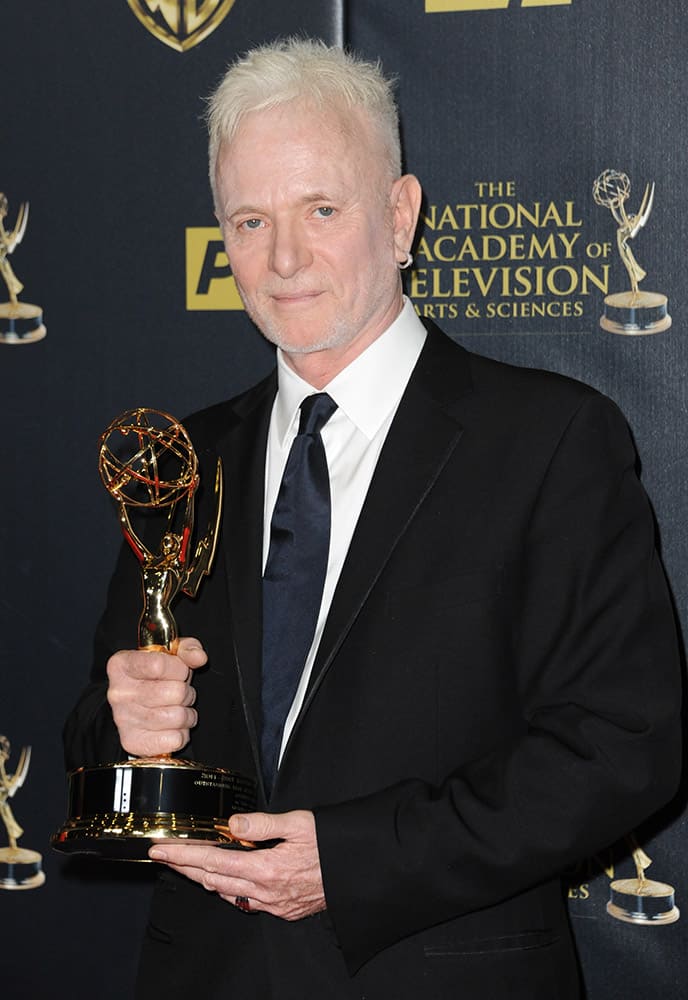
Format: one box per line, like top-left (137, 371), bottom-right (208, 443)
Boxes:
top-left (298, 393), bottom-right (337, 436)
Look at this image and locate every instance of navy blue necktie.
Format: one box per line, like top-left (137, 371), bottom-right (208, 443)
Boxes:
top-left (260, 392), bottom-right (337, 794)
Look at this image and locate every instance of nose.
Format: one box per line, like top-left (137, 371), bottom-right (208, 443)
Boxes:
top-left (268, 219), bottom-right (311, 278)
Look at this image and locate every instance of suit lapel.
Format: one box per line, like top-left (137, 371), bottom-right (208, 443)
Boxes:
top-left (281, 325), bottom-right (474, 764)
top-left (215, 372), bottom-right (276, 787)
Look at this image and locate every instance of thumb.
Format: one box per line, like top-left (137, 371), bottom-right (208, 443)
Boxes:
top-left (228, 810), bottom-right (288, 842)
top-left (175, 636), bottom-right (208, 668)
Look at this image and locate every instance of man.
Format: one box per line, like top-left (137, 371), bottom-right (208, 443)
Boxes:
top-left (64, 38), bottom-right (681, 999)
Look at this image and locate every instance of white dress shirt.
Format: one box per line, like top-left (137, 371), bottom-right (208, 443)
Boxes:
top-left (263, 298), bottom-right (427, 763)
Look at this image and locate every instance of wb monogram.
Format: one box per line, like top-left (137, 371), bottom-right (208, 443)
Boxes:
top-left (426, 1), bottom-right (571, 11)
top-left (127, 0), bottom-right (236, 51)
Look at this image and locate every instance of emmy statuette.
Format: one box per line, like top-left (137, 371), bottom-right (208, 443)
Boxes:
top-left (0, 194), bottom-right (47, 344)
top-left (607, 838), bottom-right (679, 925)
top-left (0, 736), bottom-right (45, 890)
top-left (593, 169), bottom-right (671, 335)
top-left (52, 409), bottom-right (257, 861)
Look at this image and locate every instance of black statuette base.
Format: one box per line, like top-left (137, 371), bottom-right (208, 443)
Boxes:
top-left (52, 758), bottom-right (258, 862)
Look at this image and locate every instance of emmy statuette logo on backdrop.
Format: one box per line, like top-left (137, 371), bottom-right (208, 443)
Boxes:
top-left (127, 0), bottom-right (236, 52)
top-left (52, 408), bottom-right (257, 861)
top-left (0, 194), bottom-right (46, 345)
top-left (593, 170), bottom-right (671, 335)
top-left (607, 834), bottom-right (679, 926)
top-left (0, 737), bottom-right (45, 890)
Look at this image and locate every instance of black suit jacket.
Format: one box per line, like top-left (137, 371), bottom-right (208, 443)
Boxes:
top-left (64, 323), bottom-right (682, 999)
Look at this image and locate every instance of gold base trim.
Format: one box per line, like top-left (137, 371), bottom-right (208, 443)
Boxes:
top-left (606, 901), bottom-right (680, 925)
top-left (0, 302), bottom-right (47, 343)
top-left (600, 317), bottom-right (672, 336)
top-left (54, 812), bottom-right (255, 862)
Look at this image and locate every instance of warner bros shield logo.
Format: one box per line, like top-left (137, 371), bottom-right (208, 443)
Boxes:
top-left (127, 0), bottom-right (236, 52)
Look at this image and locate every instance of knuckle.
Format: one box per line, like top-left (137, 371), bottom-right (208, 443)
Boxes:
top-left (160, 705), bottom-right (196, 730)
top-left (163, 679), bottom-right (192, 704)
top-left (159, 731), bottom-right (184, 753)
top-left (128, 735), bottom-right (151, 757)
top-left (105, 655), bottom-right (120, 680)
top-left (106, 686), bottom-right (123, 708)
top-left (201, 848), bottom-right (222, 872)
top-left (145, 654), bottom-right (167, 679)
top-left (152, 681), bottom-right (174, 705)
top-left (158, 703), bottom-right (182, 726)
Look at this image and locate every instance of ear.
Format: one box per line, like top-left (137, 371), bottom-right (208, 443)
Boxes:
top-left (390, 174), bottom-right (422, 265)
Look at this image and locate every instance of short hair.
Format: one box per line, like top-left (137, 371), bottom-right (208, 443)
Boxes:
top-left (205, 37), bottom-right (402, 208)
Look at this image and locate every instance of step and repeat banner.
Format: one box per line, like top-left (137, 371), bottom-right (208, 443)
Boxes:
top-left (2, 2), bottom-right (685, 997)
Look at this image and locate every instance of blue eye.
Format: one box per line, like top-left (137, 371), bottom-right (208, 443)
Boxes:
top-left (243, 218), bottom-right (263, 230)
top-left (315, 206), bottom-right (334, 218)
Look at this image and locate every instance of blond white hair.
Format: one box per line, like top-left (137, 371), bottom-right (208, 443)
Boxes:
top-left (205, 37), bottom-right (402, 208)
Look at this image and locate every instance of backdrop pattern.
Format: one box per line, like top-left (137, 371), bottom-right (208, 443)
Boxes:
top-left (2, 2), bottom-right (685, 997)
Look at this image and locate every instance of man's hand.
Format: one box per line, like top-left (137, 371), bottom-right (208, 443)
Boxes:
top-left (106, 637), bottom-right (207, 757)
top-left (148, 810), bottom-right (326, 921)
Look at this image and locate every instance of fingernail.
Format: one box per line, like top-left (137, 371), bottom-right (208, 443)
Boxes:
top-left (149, 848), bottom-right (167, 861)
top-left (231, 815), bottom-right (249, 835)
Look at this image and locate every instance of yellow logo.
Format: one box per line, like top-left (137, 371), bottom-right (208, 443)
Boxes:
top-left (127, 1), bottom-right (236, 52)
top-left (426, 0), bottom-right (571, 11)
top-left (186, 227), bottom-right (243, 310)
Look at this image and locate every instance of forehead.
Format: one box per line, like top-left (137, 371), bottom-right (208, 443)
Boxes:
top-left (216, 100), bottom-right (384, 196)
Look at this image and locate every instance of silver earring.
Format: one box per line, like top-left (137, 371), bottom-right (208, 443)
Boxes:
top-left (399, 251), bottom-right (413, 270)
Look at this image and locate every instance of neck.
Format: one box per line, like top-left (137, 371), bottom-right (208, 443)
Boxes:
top-left (282, 295), bottom-right (405, 389)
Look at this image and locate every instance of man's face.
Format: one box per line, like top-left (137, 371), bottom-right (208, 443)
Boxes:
top-left (215, 101), bottom-right (411, 373)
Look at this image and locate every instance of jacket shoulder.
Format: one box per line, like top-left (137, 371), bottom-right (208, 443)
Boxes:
top-left (180, 369), bottom-right (277, 445)
top-left (423, 320), bottom-right (614, 418)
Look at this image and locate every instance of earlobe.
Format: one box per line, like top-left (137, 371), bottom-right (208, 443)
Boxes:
top-left (392, 173), bottom-right (422, 267)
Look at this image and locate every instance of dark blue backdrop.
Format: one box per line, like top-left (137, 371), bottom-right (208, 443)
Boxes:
top-left (2, 2), bottom-right (685, 997)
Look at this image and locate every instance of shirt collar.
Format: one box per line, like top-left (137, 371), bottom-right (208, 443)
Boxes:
top-left (273, 298), bottom-right (427, 444)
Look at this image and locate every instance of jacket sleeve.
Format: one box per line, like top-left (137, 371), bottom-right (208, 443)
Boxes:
top-left (314, 392), bottom-right (682, 973)
top-left (62, 540), bottom-right (142, 771)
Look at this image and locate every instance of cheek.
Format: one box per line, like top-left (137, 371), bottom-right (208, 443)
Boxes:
top-left (225, 249), bottom-right (261, 294)
top-left (326, 236), bottom-right (378, 294)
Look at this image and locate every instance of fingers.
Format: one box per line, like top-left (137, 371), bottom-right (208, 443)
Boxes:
top-left (106, 638), bottom-right (206, 757)
top-left (148, 810), bottom-right (326, 921)
top-left (150, 844), bottom-right (257, 900)
top-left (181, 683), bottom-right (198, 708)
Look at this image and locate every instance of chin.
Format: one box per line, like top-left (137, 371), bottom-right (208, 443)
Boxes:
top-left (276, 336), bottom-right (341, 356)
top-left (257, 319), bottom-right (350, 356)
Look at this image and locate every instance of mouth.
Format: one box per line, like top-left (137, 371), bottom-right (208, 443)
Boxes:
top-left (270, 290), bottom-right (323, 305)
